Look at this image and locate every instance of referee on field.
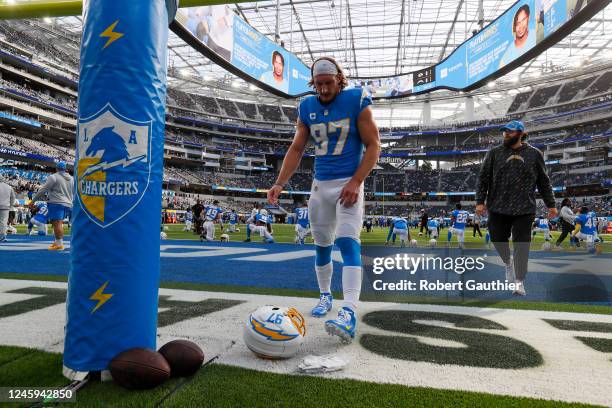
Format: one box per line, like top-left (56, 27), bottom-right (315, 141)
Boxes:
top-left (475, 120), bottom-right (557, 296)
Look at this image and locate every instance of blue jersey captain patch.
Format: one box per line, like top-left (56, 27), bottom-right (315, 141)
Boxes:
top-left (299, 88), bottom-right (372, 181)
top-left (76, 103), bottom-right (152, 228)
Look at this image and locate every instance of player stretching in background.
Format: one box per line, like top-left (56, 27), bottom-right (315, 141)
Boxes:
top-left (572, 206), bottom-right (602, 255)
top-left (268, 56), bottom-right (380, 343)
top-left (386, 216), bottom-right (409, 247)
top-left (447, 203), bottom-right (469, 249)
top-left (201, 200), bottom-right (223, 242)
top-left (295, 201), bottom-right (310, 244)
top-left (532, 215), bottom-right (552, 242)
top-left (28, 201), bottom-right (49, 236)
top-left (244, 203), bottom-right (261, 242)
top-left (427, 217), bottom-right (439, 239)
top-left (183, 208), bottom-right (193, 231)
top-left (228, 209), bottom-right (239, 233)
top-left (248, 209), bottom-right (274, 243)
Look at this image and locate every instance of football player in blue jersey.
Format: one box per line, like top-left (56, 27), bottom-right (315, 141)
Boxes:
top-left (295, 201), bottom-right (310, 245)
top-left (201, 200), bottom-right (223, 242)
top-left (447, 203), bottom-right (469, 249)
top-left (572, 206), bottom-right (602, 255)
top-left (28, 201), bottom-right (49, 236)
top-left (268, 56), bottom-right (380, 343)
top-left (386, 216), bottom-right (409, 247)
top-left (532, 215), bottom-right (552, 242)
top-left (183, 208), bottom-right (193, 231)
top-left (244, 203), bottom-right (261, 242)
top-left (248, 209), bottom-right (274, 243)
top-left (228, 209), bottom-right (239, 233)
top-left (427, 218), bottom-right (439, 239)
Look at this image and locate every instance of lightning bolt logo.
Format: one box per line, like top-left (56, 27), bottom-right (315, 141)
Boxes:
top-left (100, 20), bottom-right (124, 49)
top-left (250, 316), bottom-right (298, 341)
top-left (90, 281), bottom-right (113, 313)
top-left (82, 154), bottom-right (146, 177)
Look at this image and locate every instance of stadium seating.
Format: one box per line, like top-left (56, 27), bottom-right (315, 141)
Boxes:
top-left (585, 71), bottom-right (612, 95)
top-left (258, 104), bottom-right (284, 122)
top-left (528, 85), bottom-right (562, 109)
top-left (217, 98), bottom-right (241, 118)
top-left (557, 76), bottom-right (596, 103)
top-left (507, 91), bottom-right (533, 113)
top-left (234, 101), bottom-right (258, 119)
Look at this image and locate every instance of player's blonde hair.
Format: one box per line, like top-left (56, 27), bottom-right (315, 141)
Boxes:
top-left (308, 56), bottom-right (349, 89)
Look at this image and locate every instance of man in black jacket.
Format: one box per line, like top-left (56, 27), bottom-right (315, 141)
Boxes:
top-left (475, 120), bottom-right (557, 296)
top-left (192, 199), bottom-right (204, 235)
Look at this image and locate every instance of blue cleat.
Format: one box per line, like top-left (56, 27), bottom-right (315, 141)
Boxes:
top-left (325, 306), bottom-right (356, 343)
top-left (265, 238), bottom-right (275, 244)
top-left (311, 292), bottom-right (333, 317)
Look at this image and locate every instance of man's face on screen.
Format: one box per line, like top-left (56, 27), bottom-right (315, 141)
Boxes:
top-left (515, 10), bottom-right (529, 40)
top-left (273, 55), bottom-right (284, 78)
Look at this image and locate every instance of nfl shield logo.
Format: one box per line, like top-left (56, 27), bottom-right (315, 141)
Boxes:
top-left (309, 113), bottom-right (316, 120)
top-left (76, 104), bottom-right (152, 228)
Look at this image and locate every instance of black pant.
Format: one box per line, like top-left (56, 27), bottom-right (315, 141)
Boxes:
top-left (556, 219), bottom-right (579, 247)
top-left (487, 212), bottom-right (534, 281)
top-left (473, 223), bottom-right (482, 237)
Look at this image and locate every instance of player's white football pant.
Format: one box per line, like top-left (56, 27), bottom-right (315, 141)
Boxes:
top-left (183, 221), bottom-right (192, 231)
top-left (249, 224), bottom-right (273, 240)
top-left (30, 219), bottom-right (48, 235)
top-left (308, 177), bottom-right (364, 246)
top-left (449, 227), bottom-right (465, 243)
top-left (229, 223), bottom-right (237, 232)
top-left (296, 224), bottom-right (311, 241)
top-left (428, 227), bottom-right (438, 239)
top-left (575, 232), bottom-right (599, 247)
top-left (533, 228), bottom-right (551, 241)
top-left (393, 228), bottom-right (408, 243)
top-left (203, 220), bottom-right (215, 241)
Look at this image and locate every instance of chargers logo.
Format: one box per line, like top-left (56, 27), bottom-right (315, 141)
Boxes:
top-left (250, 316), bottom-right (298, 341)
top-left (76, 104), bottom-right (152, 228)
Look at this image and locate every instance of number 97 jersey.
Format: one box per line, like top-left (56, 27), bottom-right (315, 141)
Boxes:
top-left (299, 88), bottom-right (372, 181)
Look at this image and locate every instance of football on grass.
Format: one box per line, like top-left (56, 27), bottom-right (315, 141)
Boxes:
top-left (158, 340), bottom-right (204, 377)
top-left (109, 348), bottom-right (170, 389)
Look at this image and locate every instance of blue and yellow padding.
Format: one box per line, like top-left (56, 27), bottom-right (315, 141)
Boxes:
top-left (63, 0), bottom-right (176, 374)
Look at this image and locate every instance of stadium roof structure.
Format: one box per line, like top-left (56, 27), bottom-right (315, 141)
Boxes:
top-left (1, 0), bottom-right (611, 125)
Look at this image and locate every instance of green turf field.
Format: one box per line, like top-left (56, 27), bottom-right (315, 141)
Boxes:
top-left (162, 223), bottom-right (610, 251)
top-left (0, 345), bottom-right (598, 407)
top-left (12, 222), bottom-right (610, 251)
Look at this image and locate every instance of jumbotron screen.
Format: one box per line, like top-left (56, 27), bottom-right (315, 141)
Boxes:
top-left (172, 0), bottom-right (602, 99)
top-left (173, 5), bottom-right (312, 97)
top-left (352, 0), bottom-right (600, 98)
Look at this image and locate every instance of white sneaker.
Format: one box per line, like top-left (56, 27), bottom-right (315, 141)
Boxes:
top-left (513, 280), bottom-right (526, 296)
top-left (504, 257), bottom-right (515, 283)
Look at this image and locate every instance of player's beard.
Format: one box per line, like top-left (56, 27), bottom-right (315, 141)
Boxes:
top-left (503, 134), bottom-right (521, 147)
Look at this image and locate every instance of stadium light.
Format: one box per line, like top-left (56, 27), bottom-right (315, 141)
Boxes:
top-left (43, 16), bottom-right (52, 23)
top-left (249, 84), bottom-right (258, 91)
top-left (232, 81), bottom-right (241, 88)
top-left (487, 81), bottom-right (496, 88)
top-left (510, 76), bottom-right (520, 83)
